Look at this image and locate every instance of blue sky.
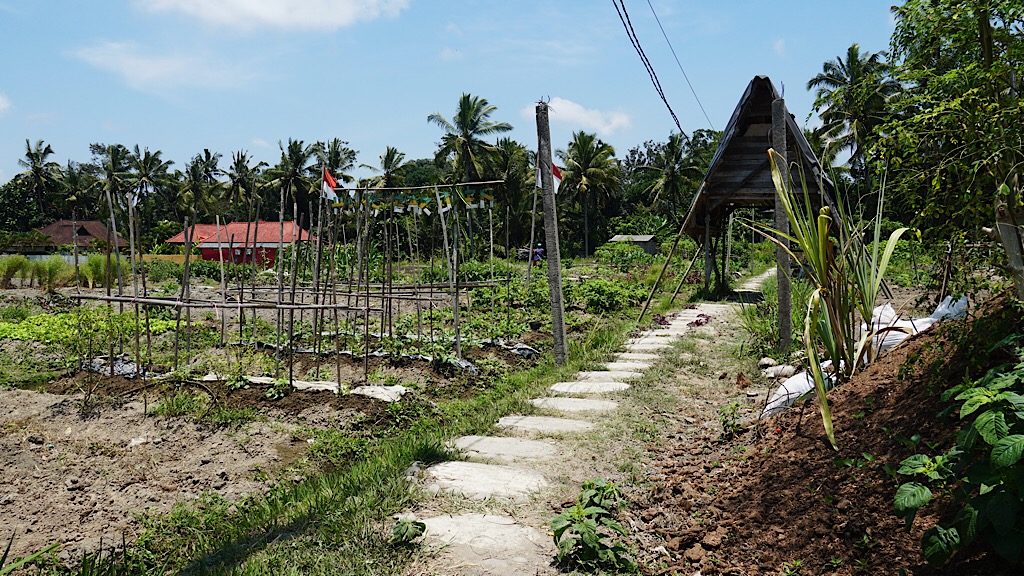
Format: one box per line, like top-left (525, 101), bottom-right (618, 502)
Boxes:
top-left (0, 1), bottom-right (896, 185)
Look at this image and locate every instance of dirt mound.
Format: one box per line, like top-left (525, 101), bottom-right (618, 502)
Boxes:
top-left (629, 295), bottom-right (1022, 575)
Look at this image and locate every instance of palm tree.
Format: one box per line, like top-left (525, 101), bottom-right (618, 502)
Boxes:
top-left (18, 139), bottom-right (62, 216)
top-left (225, 151), bottom-right (267, 219)
top-left (269, 139), bottom-right (316, 222)
top-left (428, 93), bottom-right (513, 182)
top-left (178, 150), bottom-right (222, 220)
top-left (489, 137), bottom-right (532, 253)
top-left (642, 132), bottom-right (704, 226)
top-left (557, 131), bottom-right (620, 256)
top-left (807, 43), bottom-right (899, 179)
top-left (314, 138), bottom-right (358, 184)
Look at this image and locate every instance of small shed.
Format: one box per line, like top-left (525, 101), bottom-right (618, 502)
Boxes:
top-left (608, 234), bottom-right (659, 255)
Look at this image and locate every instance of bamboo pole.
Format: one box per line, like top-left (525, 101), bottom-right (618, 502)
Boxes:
top-left (638, 220), bottom-right (687, 323)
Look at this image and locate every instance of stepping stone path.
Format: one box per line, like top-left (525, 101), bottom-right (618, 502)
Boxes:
top-left (408, 296), bottom-right (755, 575)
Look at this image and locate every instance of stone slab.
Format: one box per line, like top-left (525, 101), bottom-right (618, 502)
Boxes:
top-left (452, 435), bottom-right (559, 463)
top-left (614, 352), bottom-right (659, 361)
top-left (424, 461), bottom-right (547, 500)
top-left (350, 385), bottom-right (407, 402)
top-left (576, 370), bottom-right (642, 382)
top-left (629, 338), bottom-right (677, 346)
top-left (624, 342), bottom-right (671, 351)
top-left (550, 381), bottom-right (630, 394)
top-left (529, 397), bottom-right (619, 413)
top-left (421, 513), bottom-right (550, 576)
top-left (498, 414), bottom-right (594, 434)
top-left (602, 361), bottom-right (651, 372)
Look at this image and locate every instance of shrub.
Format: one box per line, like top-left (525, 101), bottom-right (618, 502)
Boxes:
top-left (33, 256), bottom-right (71, 293)
top-left (594, 243), bottom-right (653, 272)
top-left (738, 277), bottom-right (812, 357)
top-left (569, 278), bottom-right (646, 314)
top-left (0, 255), bottom-right (29, 288)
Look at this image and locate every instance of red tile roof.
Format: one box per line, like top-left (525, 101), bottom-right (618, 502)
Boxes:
top-left (165, 221), bottom-right (313, 246)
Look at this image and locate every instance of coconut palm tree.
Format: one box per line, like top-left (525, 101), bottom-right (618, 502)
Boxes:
top-left (557, 131), bottom-right (620, 256)
top-left (18, 139), bottom-right (62, 216)
top-left (314, 138), bottom-right (358, 184)
top-left (225, 150), bottom-right (267, 219)
top-left (428, 93), bottom-right (512, 182)
top-left (269, 139), bottom-right (316, 221)
top-left (178, 150), bottom-right (222, 220)
top-left (807, 43), bottom-right (899, 178)
top-left (489, 137), bottom-right (532, 253)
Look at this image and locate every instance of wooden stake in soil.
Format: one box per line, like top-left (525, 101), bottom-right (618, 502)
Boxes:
top-left (772, 97), bottom-right (792, 351)
top-left (535, 101), bottom-right (568, 365)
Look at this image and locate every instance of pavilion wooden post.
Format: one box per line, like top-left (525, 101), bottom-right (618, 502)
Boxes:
top-left (536, 101), bottom-right (567, 365)
top-left (703, 213), bottom-right (712, 292)
top-left (772, 98), bottom-right (792, 351)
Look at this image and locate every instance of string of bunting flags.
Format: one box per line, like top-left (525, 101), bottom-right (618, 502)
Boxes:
top-left (320, 169), bottom-right (502, 217)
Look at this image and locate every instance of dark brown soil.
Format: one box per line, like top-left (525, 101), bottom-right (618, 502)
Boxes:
top-left (629, 294), bottom-right (1023, 575)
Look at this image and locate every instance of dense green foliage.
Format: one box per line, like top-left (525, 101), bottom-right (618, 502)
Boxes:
top-left (551, 479), bottom-right (637, 572)
top-left (895, 324), bottom-right (1024, 565)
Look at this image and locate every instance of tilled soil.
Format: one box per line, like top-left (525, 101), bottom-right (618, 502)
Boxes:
top-left (628, 295), bottom-right (1021, 576)
top-left (0, 389), bottom-right (303, 562)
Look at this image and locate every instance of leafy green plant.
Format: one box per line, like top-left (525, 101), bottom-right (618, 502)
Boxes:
top-left (569, 278), bottom-right (646, 313)
top-left (264, 378), bottom-right (290, 401)
top-left (551, 479), bottom-right (636, 572)
top-left (389, 518), bottom-right (426, 546)
top-left (894, 340), bottom-right (1024, 565)
top-left (718, 401), bottom-right (743, 439)
top-left (594, 242), bottom-right (654, 272)
top-left (780, 558), bottom-right (804, 576)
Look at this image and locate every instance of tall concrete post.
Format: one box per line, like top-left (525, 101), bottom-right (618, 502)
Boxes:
top-left (535, 101), bottom-right (568, 365)
top-left (772, 98), bottom-right (792, 351)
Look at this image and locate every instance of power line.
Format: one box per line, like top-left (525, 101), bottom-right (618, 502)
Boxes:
top-left (612, 0), bottom-right (688, 141)
top-left (645, 0), bottom-right (715, 130)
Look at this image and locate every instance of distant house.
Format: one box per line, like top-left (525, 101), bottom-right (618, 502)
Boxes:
top-left (24, 220), bottom-right (125, 252)
top-left (165, 221), bottom-right (313, 267)
top-left (608, 234), bottom-right (659, 255)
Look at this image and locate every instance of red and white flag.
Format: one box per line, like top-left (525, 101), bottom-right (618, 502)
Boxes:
top-left (322, 167), bottom-right (339, 201)
top-left (535, 162), bottom-right (563, 194)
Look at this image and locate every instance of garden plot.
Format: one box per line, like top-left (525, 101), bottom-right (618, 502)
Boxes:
top-left (0, 388), bottom-right (301, 562)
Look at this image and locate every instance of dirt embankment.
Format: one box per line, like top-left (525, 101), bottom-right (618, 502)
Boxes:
top-left (628, 295), bottom-right (1022, 576)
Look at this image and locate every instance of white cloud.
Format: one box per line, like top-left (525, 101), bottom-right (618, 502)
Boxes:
top-left (0, 92), bottom-right (10, 115)
top-left (521, 97), bottom-right (631, 137)
top-left (72, 41), bottom-right (253, 92)
top-left (251, 138), bottom-right (271, 149)
top-left (773, 38), bottom-right (786, 57)
top-left (136, 0), bottom-right (409, 30)
top-left (439, 47), bottom-right (462, 62)
top-left (444, 22), bottom-right (462, 36)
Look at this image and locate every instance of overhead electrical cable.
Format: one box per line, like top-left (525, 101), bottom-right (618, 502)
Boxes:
top-left (611, 0), bottom-right (688, 141)
top-left (645, 0), bottom-right (715, 130)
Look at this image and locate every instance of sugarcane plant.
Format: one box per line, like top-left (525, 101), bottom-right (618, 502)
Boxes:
top-left (761, 148), bottom-right (906, 449)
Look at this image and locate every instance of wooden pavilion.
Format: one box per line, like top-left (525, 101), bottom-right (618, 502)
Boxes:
top-left (680, 75), bottom-right (833, 292)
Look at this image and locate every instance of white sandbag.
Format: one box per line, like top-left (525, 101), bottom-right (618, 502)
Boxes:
top-left (761, 360), bottom-right (835, 418)
top-left (762, 364), bottom-right (797, 379)
top-left (871, 295), bottom-right (969, 355)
